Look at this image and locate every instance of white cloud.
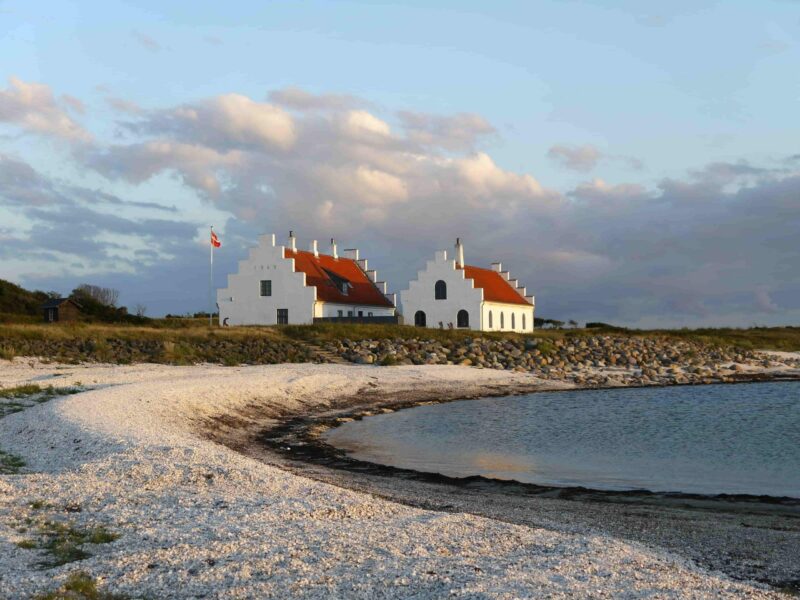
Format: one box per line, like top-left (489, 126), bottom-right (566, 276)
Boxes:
top-left (125, 94), bottom-right (296, 151)
top-left (0, 77), bottom-right (91, 141)
top-left (547, 144), bottom-right (603, 172)
top-left (341, 110), bottom-right (392, 139)
top-left (3, 83), bottom-right (798, 326)
top-left (399, 111), bottom-right (495, 151)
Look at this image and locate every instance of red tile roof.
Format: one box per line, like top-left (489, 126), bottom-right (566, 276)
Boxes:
top-left (461, 265), bottom-right (532, 306)
top-left (284, 249), bottom-right (394, 307)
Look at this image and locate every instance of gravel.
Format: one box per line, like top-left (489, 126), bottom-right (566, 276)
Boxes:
top-left (0, 359), bottom-right (787, 598)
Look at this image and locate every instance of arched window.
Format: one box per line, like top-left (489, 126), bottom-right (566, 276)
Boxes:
top-left (488, 311), bottom-right (493, 328)
top-left (435, 280), bottom-right (447, 300)
top-left (457, 310), bottom-right (469, 328)
top-left (500, 312), bottom-right (505, 329)
top-left (511, 313), bottom-right (516, 329)
top-left (522, 313), bottom-right (526, 330)
top-left (414, 310), bottom-right (426, 327)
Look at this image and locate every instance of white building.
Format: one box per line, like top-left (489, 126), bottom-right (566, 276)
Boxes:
top-left (399, 239), bottom-right (535, 332)
top-left (217, 232), bottom-right (397, 326)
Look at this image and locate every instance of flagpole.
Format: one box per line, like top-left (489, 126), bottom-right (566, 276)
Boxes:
top-left (209, 225), bottom-right (213, 327)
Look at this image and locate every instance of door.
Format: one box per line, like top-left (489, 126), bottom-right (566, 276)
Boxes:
top-left (414, 310), bottom-right (426, 327)
top-left (277, 309), bottom-right (288, 325)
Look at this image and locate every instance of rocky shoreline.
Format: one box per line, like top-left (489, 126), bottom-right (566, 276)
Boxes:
top-left (326, 335), bottom-right (800, 386)
top-left (1, 360), bottom-right (798, 598)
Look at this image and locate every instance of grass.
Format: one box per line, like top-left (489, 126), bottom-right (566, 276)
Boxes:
top-left (0, 448), bottom-right (25, 473)
top-left (0, 321), bottom-right (797, 365)
top-left (0, 384), bottom-right (84, 417)
top-left (34, 570), bottom-right (131, 600)
top-left (17, 520), bottom-right (120, 568)
top-left (0, 383), bottom-right (44, 399)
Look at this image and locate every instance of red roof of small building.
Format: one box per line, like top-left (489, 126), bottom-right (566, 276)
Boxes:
top-left (284, 249), bottom-right (394, 307)
top-left (460, 265), bottom-right (532, 306)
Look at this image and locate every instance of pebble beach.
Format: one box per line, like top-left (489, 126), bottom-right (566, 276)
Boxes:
top-left (1, 356), bottom-right (799, 598)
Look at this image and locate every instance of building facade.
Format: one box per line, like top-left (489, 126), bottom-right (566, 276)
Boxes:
top-left (217, 233), bottom-right (396, 326)
top-left (399, 239), bottom-right (534, 332)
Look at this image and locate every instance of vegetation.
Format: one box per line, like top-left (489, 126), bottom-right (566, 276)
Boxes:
top-left (0, 448), bottom-right (25, 473)
top-left (34, 571), bottom-right (131, 600)
top-left (17, 520), bottom-right (120, 568)
top-left (0, 279), bottom-right (51, 323)
top-left (0, 321), bottom-right (796, 365)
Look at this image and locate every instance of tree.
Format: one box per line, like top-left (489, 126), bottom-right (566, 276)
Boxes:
top-left (74, 284), bottom-right (119, 307)
top-left (568, 319), bottom-right (578, 328)
top-left (134, 303), bottom-right (147, 317)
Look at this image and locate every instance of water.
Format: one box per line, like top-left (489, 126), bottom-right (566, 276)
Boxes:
top-left (324, 381), bottom-right (800, 497)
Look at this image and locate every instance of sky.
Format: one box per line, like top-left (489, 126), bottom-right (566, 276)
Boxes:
top-left (1, 0), bottom-right (799, 327)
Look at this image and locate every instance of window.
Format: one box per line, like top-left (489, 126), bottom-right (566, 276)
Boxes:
top-left (457, 310), bottom-right (469, 328)
top-left (260, 280), bottom-right (272, 296)
top-left (500, 312), bottom-right (505, 329)
top-left (276, 308), bottom-right (288, 325)
top-left (368, 312), bottom-right (373, 317)
top-left (337, 310), bottom-right (343, 317)
top-left (347, 310), bottom-right (354, 317)
top-left (522, 314), bottom-right (526, 330)
top-left (358, 311), bottom-right (363, 317)
top-left (322, 268), bottom-right (350, 295)
top-left (435, 280), bottom-right (447, 300)
top-left (511, 313), bottom-right (516, 329)
top-left (414, 310), bottom-right (426, 327)
top-left (488, 311), bottom-right (493, 328)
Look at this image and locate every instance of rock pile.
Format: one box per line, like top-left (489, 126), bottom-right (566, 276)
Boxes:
top-left (2, 337), bottom-right (322, 366)
top-left (323, 336), bottom-right (800, 386)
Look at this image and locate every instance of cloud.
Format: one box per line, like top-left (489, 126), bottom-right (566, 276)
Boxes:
top-left (268, 87), bottom-right (363, 112)
top-left (61, 94), bottom-right (85, 114)
top-left (106, 97), bottom-right (144, 114)
top-left (547, 144), bottom-right (603, 172)
top-left (755, 287), bottom-right (780, 313)
top-left (203, 35), bottom-right (223, 46)
top-left (0, 153), bottom-right (194, 279)
top-left (0, 77), bottom-right (91, 141)
top-left (132, 30), bottom-right (160, 52)
top-left (3, 83), bottom-right (799, 327)
top-left (399, 111), bottom-right (495, 151)
top-left (123, 94), bottom-right (296, 151)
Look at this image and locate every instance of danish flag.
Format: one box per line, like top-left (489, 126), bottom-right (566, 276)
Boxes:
top-left (210, 229), bottom-right (221, 248)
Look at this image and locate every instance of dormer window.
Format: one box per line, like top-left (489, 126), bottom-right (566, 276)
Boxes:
top-left (322, 268), bottom-right (351, 296)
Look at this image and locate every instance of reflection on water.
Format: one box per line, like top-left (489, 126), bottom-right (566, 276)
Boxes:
top-left (324, 381), bottom-right (800, 497)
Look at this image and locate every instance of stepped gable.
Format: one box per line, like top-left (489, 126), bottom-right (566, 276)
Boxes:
top-left (285, 248), bottom-right (393, 307)
top-left (459, 265), bottom-right (532, 305)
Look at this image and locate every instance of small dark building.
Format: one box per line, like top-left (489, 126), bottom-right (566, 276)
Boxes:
top-left (41, 298), bottom-right (82, 323)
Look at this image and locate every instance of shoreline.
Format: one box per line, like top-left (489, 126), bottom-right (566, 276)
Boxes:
top-left (258, 378), bottom-right (800, 508)
top-left (237, 375), bottom-right (800, 593)
top-left (1, 358), bottom-right (798, 597)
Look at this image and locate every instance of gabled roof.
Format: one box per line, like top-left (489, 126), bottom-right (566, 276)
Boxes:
top-left (284, 249), bottom-right (394, 307)
top-left (460, 265), bottom-right (532, 306)
top-left (41, 298), bottom-right (81, 309)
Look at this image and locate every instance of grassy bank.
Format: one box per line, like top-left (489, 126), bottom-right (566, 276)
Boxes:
top-left (0, 322), bottom-right (797, 365)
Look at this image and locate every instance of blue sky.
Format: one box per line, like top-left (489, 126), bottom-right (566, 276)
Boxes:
top-left (1, 0), bottom-right (799, 326)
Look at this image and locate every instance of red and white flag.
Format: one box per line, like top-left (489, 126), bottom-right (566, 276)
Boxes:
top-left (211, 229), bottom-right (221, 248)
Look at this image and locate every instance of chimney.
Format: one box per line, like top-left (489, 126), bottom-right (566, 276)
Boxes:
top-left (455, 238), bottom-right (465, 268)
top-left (311, 239), bottom-right (319, 257)
top-left (288, 230), bottom-right (296, 252)
top-left (343, 248), bottom-right (359, 260)
top-left (330, 238), bottom-right (338, 259)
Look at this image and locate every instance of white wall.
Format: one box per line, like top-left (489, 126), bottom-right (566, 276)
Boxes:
top-left (319, 302), bottom-right (395, 318)
top-left (399, 250), bottom-right (483, 330)
top-left (482, 301), bottom-right (535, 333)
top-left (217, 234), bottom-right (317, 325)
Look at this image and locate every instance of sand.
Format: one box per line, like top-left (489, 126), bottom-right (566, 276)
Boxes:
top-left (0, 359), bottom-right (788, 598)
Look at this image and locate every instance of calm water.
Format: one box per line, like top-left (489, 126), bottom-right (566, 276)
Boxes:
top-left (324, 381), bottom-right (800, 497)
